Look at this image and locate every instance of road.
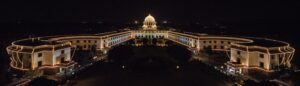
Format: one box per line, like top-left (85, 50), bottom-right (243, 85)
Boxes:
top-left (65, 44), bottom-right (233, 86)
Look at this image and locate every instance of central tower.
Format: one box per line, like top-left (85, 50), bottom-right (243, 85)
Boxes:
top-left (142, 14), bottom-right (157, 30)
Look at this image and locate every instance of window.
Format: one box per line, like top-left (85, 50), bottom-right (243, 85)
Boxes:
top-left (279, 57), bottom-right (283, 63)
top-left (260, 54), bottom-right (264, 58)
top-left (236, 58), bottom-right (241, 64)
top-left (203, 41), bottom-right (206, 43)
top-left (61, 50), bottom-right (65, 54)
top-left (228, 42), bottom-right (231, 44)
top-left (70, 41), bottom-right (73, 43)
top-left (95, 41), bottom-right (97, 43)
top-left (61, 57), bottom-right (65, 63)
top-left (29, 62), bottom-right (32, 68)
top-left (88, 40), bottom-right (91, 43)
top-left (77, 40), bottom-right (80, 43)
top-left (260, 62), bottom-right (264, 68)
top-left (84, 40), bottom-right (87, 43)
top-left (221, 41), bottom-right (224, 44)
top-left (209, 41), bottom-right (212, 43)
top-left (214, 41), bottom-right (217, 43)
top-left (221, 46), bottom-right (224, 49)
top-left (271, 55), bottom-right (275, 60)
top-left (213, 46), bottom-right (217, 49)
top-left (38, 61), bottom-right (42, 67)
top-left (237, 51), bottom-right (241, 55)
top-left (38, 53), bottom-right (42, 57)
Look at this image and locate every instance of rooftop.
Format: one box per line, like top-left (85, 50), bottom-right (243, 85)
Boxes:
top-left (239, 37), bottom-right (288, 47)
top-left (14, 38), bottom-right (62, 46)
top-left (183, 32), bottom-right (289, 47)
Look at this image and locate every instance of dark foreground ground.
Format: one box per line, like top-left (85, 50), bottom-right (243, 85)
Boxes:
top-left (68, 62), bottom-right (229, 86)
top-left (66, 45), bottom-right (231, 86)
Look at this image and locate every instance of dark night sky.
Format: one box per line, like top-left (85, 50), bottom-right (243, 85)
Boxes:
top-left (1, 1), bottom-right (300, 85)
top-left (1, 0), bottom-right (299, 23)
top-left (1, 1), bottom-right (300, 83)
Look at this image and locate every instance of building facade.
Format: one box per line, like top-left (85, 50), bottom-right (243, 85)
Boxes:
top-left (227, 38), bottom-right (295, 73)
top-left (6, 15), bottom-right (295, 76)
top-left (6, 38), bottom-right (76, 75)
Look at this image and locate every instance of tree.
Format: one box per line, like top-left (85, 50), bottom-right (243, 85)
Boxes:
top-left (73, 49), bottom-right (95, 65)
top-left (259, 80), bottom-right (277, 86)
top-left (243, 79), bottom-right (258, 86)
top-left (274, 65), bottom-right (293, 75)
top-left (89, 45), bottom-right (97, 57)
top-left (202, 46), bottom-right (213, 56)
top-left (25, 69), bottom-right (43, 79)
top-left (27, 77), bottom-right (58, 86)
top-left (152, 38), bottom-right (158, 44)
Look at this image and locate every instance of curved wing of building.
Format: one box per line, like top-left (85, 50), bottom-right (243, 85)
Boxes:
top-left (6, 38), bottom-right (75, 73)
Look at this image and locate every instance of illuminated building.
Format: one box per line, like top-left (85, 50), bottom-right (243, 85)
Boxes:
top-left (227, 38), bottom-right (295, 73)
top-left (6, 38), bottom-right (76, 75)
top-left (143, 14), bottom-right (157, 30)
top-left (6, 15), bottom-right (295, 76)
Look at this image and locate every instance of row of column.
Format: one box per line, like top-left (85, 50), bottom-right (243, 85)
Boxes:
top-left (99, 33), bottom-right (133, 50)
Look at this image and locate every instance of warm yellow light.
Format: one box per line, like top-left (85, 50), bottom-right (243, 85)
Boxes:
top-left (176, 65), bottom-right (180, 69)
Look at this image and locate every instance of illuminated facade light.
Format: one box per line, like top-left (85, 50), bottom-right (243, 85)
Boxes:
top-left (176, 65), bottom-right (180, 69)
top-left (122, 65), bottom-right (125, 69)
top-left (163, 20), bottom-right (168, 24)
top-left (143, 14), bottom-right (157, 30)
top-left (5, 15), bottom-right (295, 75)
top-left (134, 20), bottom-right (138, 24)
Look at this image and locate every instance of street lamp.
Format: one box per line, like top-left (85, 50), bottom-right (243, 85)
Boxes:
top-left (122, 65), bottom-right (125, 69)
top-left (176, 65), bottom-right (180, 69)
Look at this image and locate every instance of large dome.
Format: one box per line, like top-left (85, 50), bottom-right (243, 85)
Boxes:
top-left (143, 14), bottom-right (157, 30)
top-left (144, 14), bottom-right (156, 23)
